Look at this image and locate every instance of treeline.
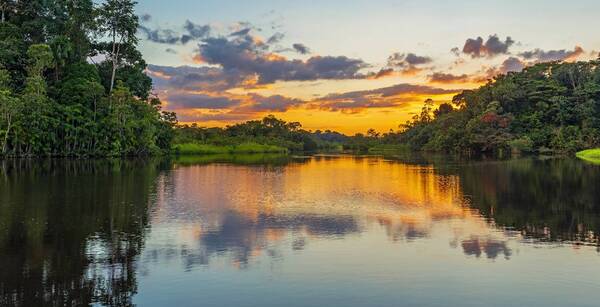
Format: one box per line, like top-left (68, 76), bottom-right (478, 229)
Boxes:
top-left (174, 115), bottom-right (325, 153)
top-left (0, 0), bottom-right (176, 157)
top-left (391, 59), bottom-right (600, 154)
top-left (173, 116), bottom-right (407, 154)
top-left (169, 59), bottom-right (600, 156)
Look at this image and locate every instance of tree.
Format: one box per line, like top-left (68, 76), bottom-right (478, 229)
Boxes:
top-left (434, 103), bottom-right (453, 118)
top-left (20, 44), bottom-right (55, 155)
top-left (367, 128), bottom-right (380, 138)
top-left (394, 59), bottom-right (600, 154)
top-left (0, 0), bottom-right (16, 23)
top-left (50, 35), bottom-right (73, 80)
top-left (0, 66), bottom-right (20, 153)
top-left (98, 0), bottom-right (139, 93)
top-left (0, 0), bottom-right (174, 157)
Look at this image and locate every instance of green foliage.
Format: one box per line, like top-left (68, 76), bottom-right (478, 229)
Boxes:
top-left (172, 142), bottom-right (287, 155)
top-left (367, 144), bottom-right (410, 153)
top-left (576, 149), bottom-right (600, 164)
top-left (0, 1), bottom-right (174, 157)
top-left (173, 115), bottom-right (321, 153)
top-left (509, 136), bottom-right (534, 153)
top-left (393, 60), bottom-right (600, 155)
top-left (98, 0), bottom-right (139, 93)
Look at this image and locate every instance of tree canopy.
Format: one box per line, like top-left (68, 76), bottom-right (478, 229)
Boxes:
top-left (390, 59), bottom-right (600, 154)
top-left (0, 0), bottom-right (176, 157)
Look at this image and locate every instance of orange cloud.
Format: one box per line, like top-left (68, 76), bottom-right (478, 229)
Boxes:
top-left (564, 46), bottom-right (585, 62)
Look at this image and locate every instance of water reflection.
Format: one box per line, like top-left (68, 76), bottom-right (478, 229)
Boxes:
top-left (0, 159), bottom-right (166, 306)
top-left (458, 236), bottom-right (512, 259)
top-left (1, 155), bottom-right (600, 306)
top-left (142, 155), bottom-right (600, 274)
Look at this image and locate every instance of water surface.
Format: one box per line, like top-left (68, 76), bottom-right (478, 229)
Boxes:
top-left (1, 155), bottom-right (599, 306)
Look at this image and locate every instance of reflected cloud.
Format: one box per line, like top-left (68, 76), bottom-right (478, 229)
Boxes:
top-left (142, 155), bottom-right (524, 271)
top-left (2, 155), bottom-right (600, 305)
top-left (460, 236), bottom-right (512, 260)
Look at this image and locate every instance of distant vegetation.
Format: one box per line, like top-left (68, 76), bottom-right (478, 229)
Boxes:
top-left (173, 115), bottom-right (331, 153)
top-left (172, 115), bottom-right (399, 154)
top-left (172, 142), bottom-right (287, 155)
top-left (174, 59), bottom-right (600, 157)
top-left (0, 0), bottom-right (176, 157)
top-left (2, 2), bottom-right (599, 159)
top-left (388, 60), bottom-right (600, 155)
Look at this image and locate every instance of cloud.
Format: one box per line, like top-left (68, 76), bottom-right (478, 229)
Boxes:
top-left (451, 47), bottom-right (461, 57)
top-left (292, 43), bottom-right (311, 55)
top-left (377, 52), bottom-right (433, 76)
top-left (371, 68), bottom-right (395, 79)
top-left (149, 60), bottom-right (460, 116)
top-left (196, 34), bottom-right (368, 84)
top-left (138, 19), bottom-right (211, 45)
top-left (176, 111), bottom-right (254, 123)
top-left (461, 237), bottom-right (511, 259)
top-left (161, 91), bottom-right (306, 122)
top-left (165, 48), bottom-right (178, 54)
top-left (387, 52), bottom-right (432, 67)
top-left (461, 35), bottom-right (514, 58)
top-left (518, 46), bottom-right (584, 62)
top-left (311, 83), bottom-right (458, 112)
top-left (428, 72), bottom-right (470, 84)
top-left (245, 94), bottom-right (305, 112)
top-left (166, 92), bottom-right (243, 110)
top-left (429, 56), bottom-right (524, 85)
top-left (230, 28), bottom-right (252, 37)
top-left (147, 64), bottom-right (246, 92)
top-left (147, 63), bottom-right (309, 114)
top-left (183, 20), bottom-right (211, 40)
top-left (138, 25), bottom-right (183, 44)
top-left (498, 56), bottom-right (525, 73)
top-left (472, 56), bottom-right (527, 83)
top-left (140, 14), bottom-right (152, 22)
top-left (267, 32), bottom-right (285, 44)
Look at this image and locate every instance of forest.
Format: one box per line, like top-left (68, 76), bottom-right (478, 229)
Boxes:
top-left (0, 0), bottom-right (176, 157)
top-left (149, 58), bottom-right (600, 156)
top-left (172, 115), bottom-right (353, 154)
top-left (387, 59), bottom-right (600, 155)
top-left (1, 1), bottom-right (599, 158)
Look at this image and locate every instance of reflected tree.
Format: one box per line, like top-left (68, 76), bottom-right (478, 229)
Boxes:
top-left (0, 159), bottom-right (166, 306)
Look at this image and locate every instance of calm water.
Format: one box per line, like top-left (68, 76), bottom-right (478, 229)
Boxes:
top-left (1, 154), bottom-right (600, 306)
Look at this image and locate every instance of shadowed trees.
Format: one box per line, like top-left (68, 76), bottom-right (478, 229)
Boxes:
top-left (393, 59), bottom-right (600, 154)
top-left (0, 0), bottom-right (175, 157)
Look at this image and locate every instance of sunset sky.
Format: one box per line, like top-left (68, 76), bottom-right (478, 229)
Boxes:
top-left (136, 0), bottom-right (600, 134)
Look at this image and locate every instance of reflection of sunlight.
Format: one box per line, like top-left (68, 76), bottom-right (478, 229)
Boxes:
top-left (145, 156), bottom-right (514, 269)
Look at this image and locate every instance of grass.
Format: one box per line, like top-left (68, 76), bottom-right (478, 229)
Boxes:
top-left (172, 142), bottom-right (288, 155)
top-left (173, 153), bottom-right (291, 165)
top-left (576, 149), bottom-right (600, 164)
top-left (368, 144), bottom-right (411, 153)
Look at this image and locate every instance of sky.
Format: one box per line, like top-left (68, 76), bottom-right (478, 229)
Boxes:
top-left (136, 0), bottom-right (600, 134)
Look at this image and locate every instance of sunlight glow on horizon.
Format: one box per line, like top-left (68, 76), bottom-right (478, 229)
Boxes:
top-left (139, 0), bottom-right (600, 134)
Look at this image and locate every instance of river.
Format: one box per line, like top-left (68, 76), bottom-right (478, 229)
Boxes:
top-left (1, 154), bottom-right (599, 306)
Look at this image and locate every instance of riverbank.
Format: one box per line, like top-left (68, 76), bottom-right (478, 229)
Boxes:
top-left (367, 144), bottom-right (411, 153)
top-left (171, 142), bottom-right (288, 155)
top-left (576, 149), bottom-right (600, 164)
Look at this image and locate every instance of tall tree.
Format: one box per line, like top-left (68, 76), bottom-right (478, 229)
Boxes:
top-left (98, 0), bottom-right (138, 93)
top-left (0, 66), bottom-right (20, 153)
top-left (21, 44), bottom-right (54, 155)
top-left (0, 0), bottom-right (17, 23)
